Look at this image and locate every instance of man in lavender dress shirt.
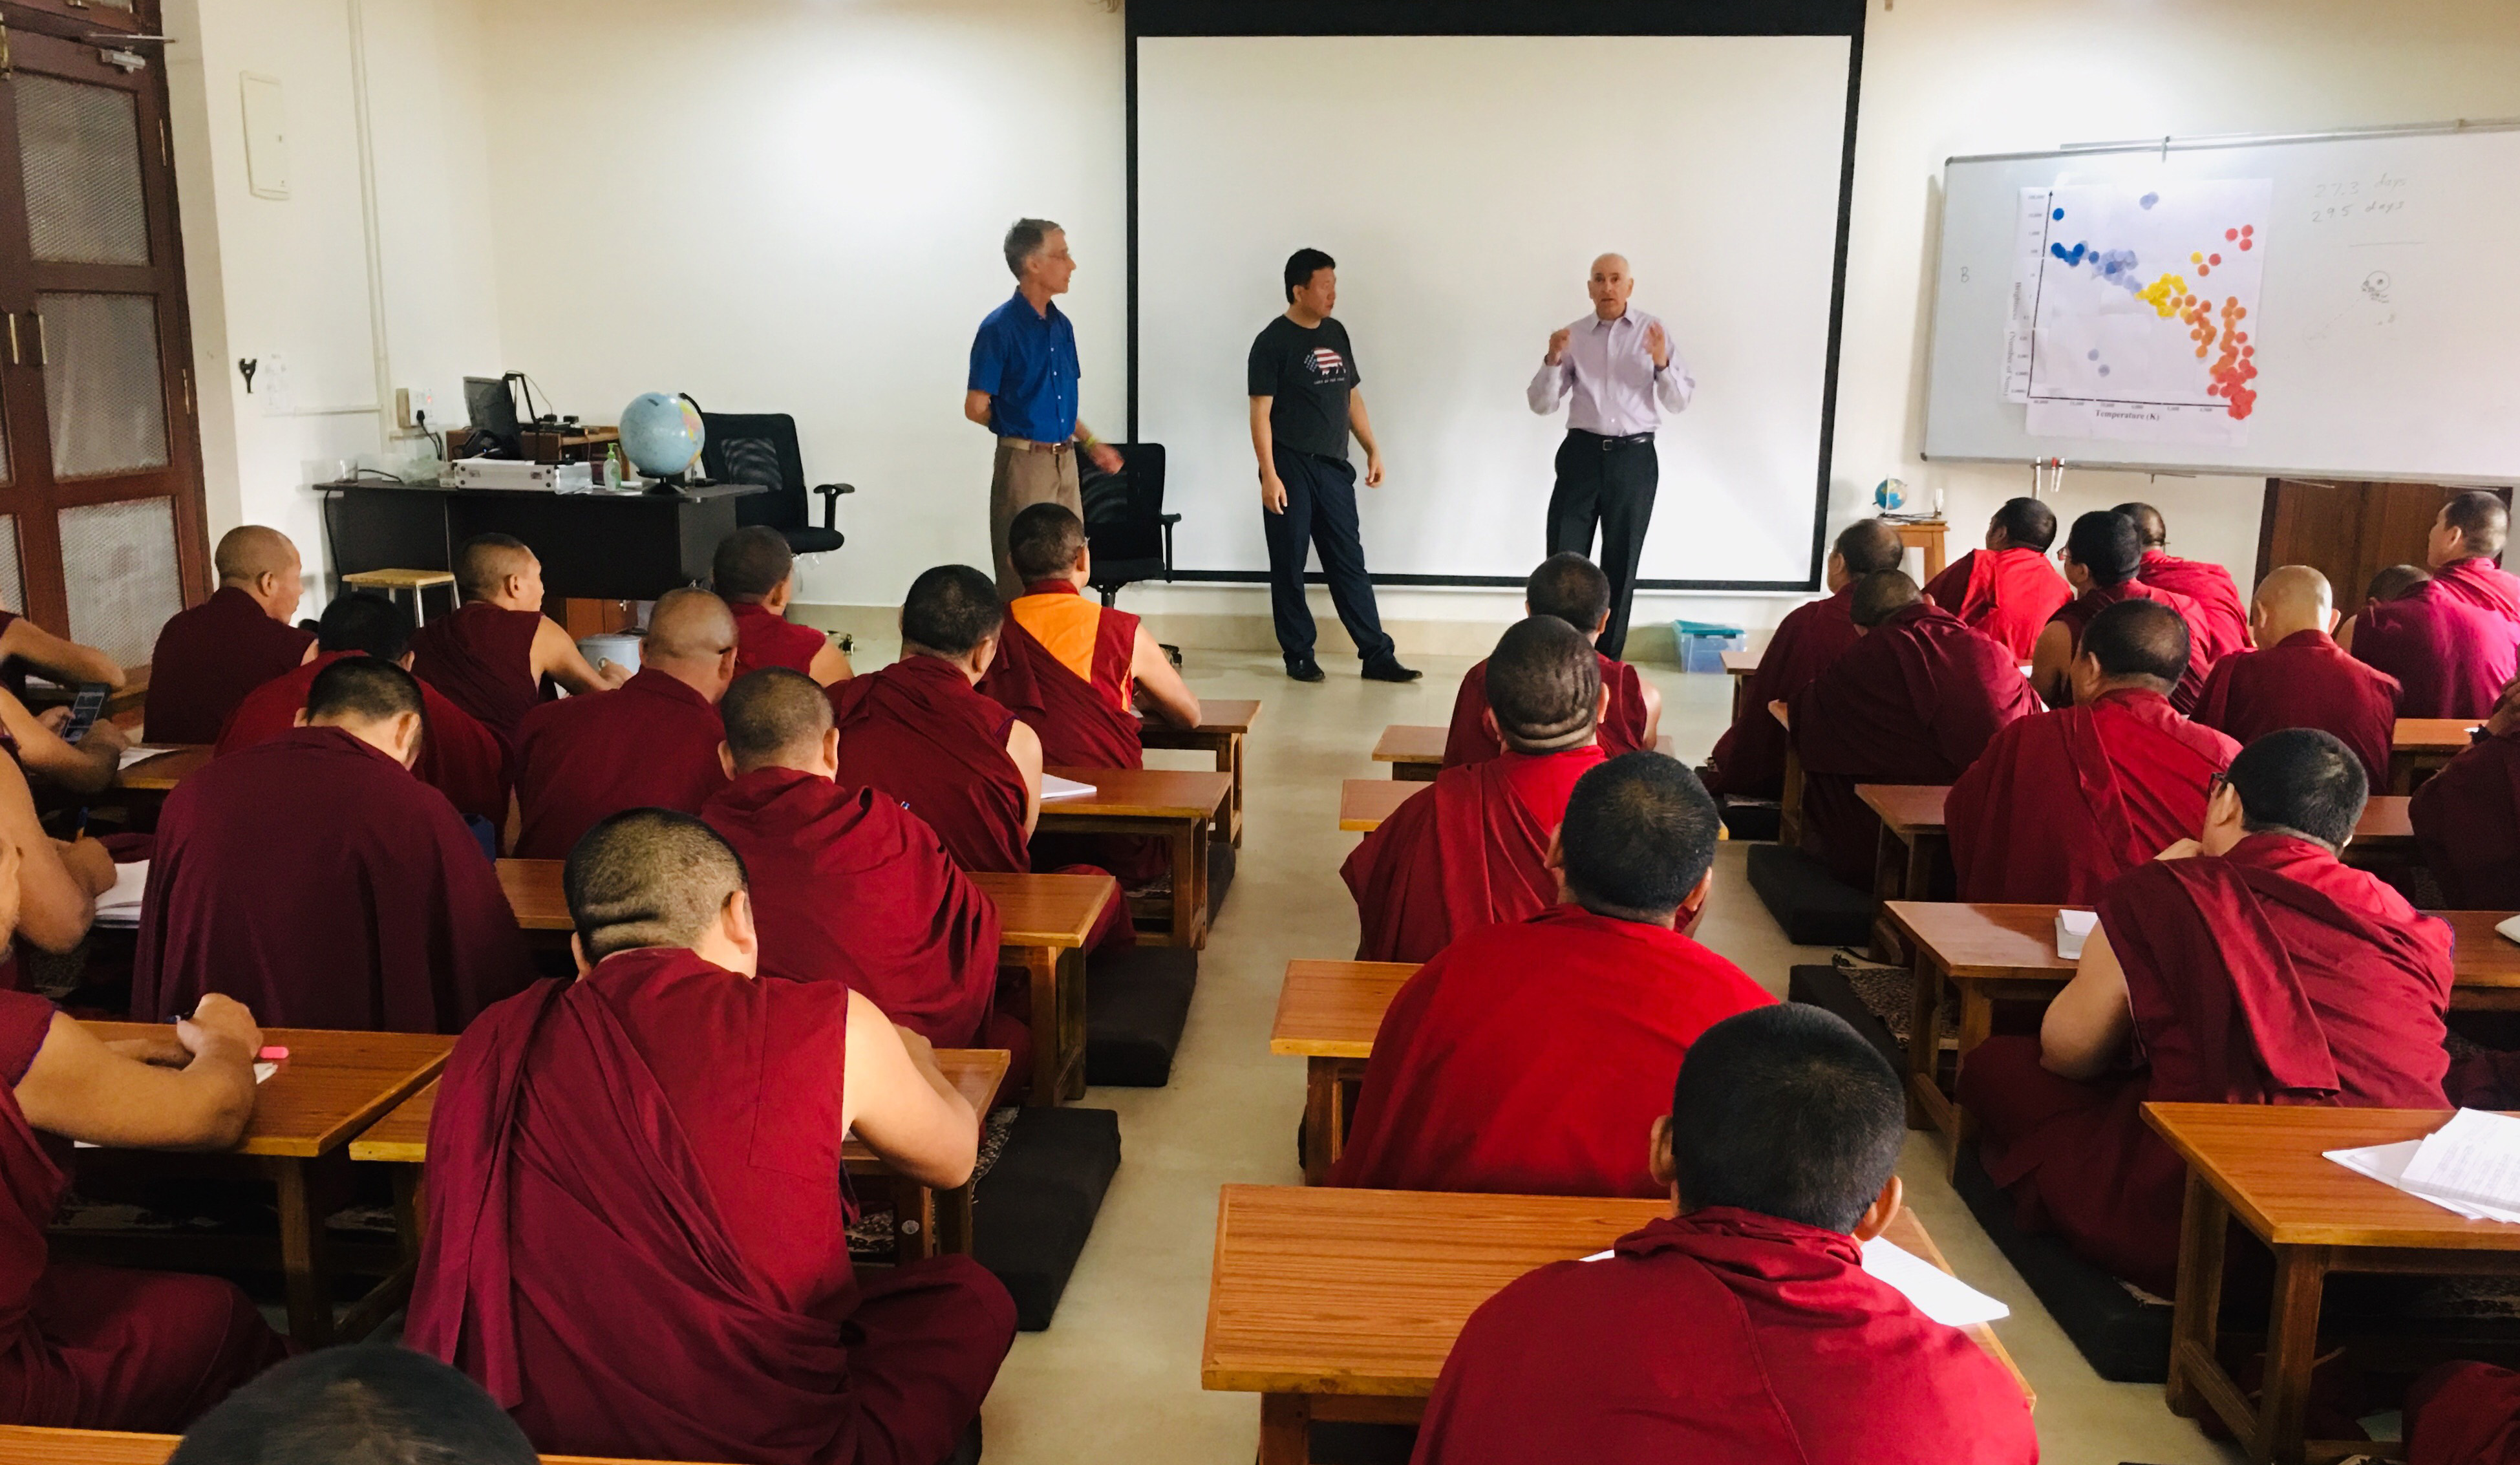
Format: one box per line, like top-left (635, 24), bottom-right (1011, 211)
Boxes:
top-left (1528, 254), bottom-right (1696, 660)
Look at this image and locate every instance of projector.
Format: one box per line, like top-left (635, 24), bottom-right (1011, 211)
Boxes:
top-left (443, 459), bottom-right (555, 491)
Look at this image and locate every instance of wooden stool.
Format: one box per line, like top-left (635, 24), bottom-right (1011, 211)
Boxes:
top-left (341, 568), bottom-right (455, 625)
top-left (1891, 519), bottom-right (1949, 580)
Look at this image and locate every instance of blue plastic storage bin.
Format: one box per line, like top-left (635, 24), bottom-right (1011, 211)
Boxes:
top-left (1672, 619), bottom-right (1744, 674)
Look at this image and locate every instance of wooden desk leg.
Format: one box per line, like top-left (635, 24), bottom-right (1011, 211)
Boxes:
top-left (392, 1166), bottom-right (425, 1262)
top-left (1259, 1394), bottom-right (1314, 1465)
top-left (892, 1175), bottom-right (939, 1265)
top-left (1023, 947), bottom-right (1063, 1107)
top-left (1905, 957), bottom-right (1941, 1132)
top-left (2254, 1244), bottom-right (2332, 1465)
top-left (1058, 948), bottom-right (1088, 1102)
top-left (1174, 817), bottom-right (1212, 950)
top-left (1904, 835), bottom-right (1934, 901)
top-left (2388, 753), bottom-right (2415, 797)
top-left (1945, 987), bottom-right (1994, 1177)
top-left (1302, 1058), bottom-right (1340, 1185)
top-left (1224, 732), bottom-right (1245, 848)
top-left (271, 1159), bottom-right (333, 1347)
top-left (934, 1181), bottom-right (976, 1257)
top-left (2166, 1171), bottom-right (2230, 1419)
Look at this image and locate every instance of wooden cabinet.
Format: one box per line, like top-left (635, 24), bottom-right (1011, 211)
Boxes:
top-left (2257, 479), bottom-right (2513, 615)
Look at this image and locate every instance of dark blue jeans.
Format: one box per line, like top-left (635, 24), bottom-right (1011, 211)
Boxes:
top-left (1264, 446), bottom-right (1394, 667)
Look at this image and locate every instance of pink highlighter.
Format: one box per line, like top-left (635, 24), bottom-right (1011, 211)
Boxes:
top-left (257, 1047), bottom-right (288, 1062)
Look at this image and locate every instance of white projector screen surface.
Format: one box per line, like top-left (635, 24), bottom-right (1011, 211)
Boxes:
top-left (1135, 34), bottom-right (1853, 586)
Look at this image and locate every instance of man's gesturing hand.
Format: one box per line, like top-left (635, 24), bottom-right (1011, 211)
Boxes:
top-left (1645, 321), bottom-right (1672, 370)
top-left (1546, 327), bottom-right (1572, 366)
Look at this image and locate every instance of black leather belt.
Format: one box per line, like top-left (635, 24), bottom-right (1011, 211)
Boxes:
top-left (1569, 429), bottom-right (1654, 451)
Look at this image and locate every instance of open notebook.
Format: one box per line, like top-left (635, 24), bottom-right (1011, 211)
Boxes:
top-left (94, 861), bottom-right (147, 929)
top-left (1041, 774), bottom-right (1097, 802)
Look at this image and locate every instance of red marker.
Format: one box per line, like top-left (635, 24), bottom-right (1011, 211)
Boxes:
top-left (257, 1046), bottom-right (288, 1062)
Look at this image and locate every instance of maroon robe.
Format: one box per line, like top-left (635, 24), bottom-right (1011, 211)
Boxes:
top-left (1413, 1208), bottom-right (2037, 1465)
top-left (2411, 727), bottom-right (2520, 908)
top-left (2434, 555), bottom-right (2520, 626)
top-left (0, 990), bottom-right (290, 1428)
top-left (512, 669), bottom-right (729, 861)
top-left (1699, 588), bottom-right (1858, 799)
top-left (409, 602), bottom-right (548, 747)
top-left (831, 658), bottom-right (1031, 875)
top-left (2137, 548), bottom-right (2250, 681)
top-left (215, 650), bottom-right (511, 826)
top-left (1444, 653), bottom-right (1650, 769)
top-left (130, 727), bottom-right (533, 1032)
top-left (1786, 602), bottom-right (2044, 888)
top-left (407, 948), bottom-right (1016, 1464)
top-left (2047, 578), bottom-right (2213, 712)
top-left (1948, 689), bottom-right (2238, 904)
top-left (1340, 746), bottom-right (1605, 965)
top-left (1332, 906), bottom-right (1773, 1198)
top-left (2410, 1362), bottom-right (2520, 1465)
top-left (976, 583), bottom-right (1166, 884)
top-left (2353, 582), bottom-right (2520, 720)
top-left (2194, 630), bottom-right (2400, 788)
top-left (1921, 546), bottom-right (2072, 660)
top-left (731, 601), bottom-right (827, 678)
top-left (142, 588), bottom-right (313, 745)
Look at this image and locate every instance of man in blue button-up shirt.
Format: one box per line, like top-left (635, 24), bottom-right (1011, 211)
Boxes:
top-left (966, 219), bottom-right (1124, 599)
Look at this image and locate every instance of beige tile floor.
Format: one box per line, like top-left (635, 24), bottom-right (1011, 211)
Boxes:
top-left (977, 647), bottom-right (2245, 1465)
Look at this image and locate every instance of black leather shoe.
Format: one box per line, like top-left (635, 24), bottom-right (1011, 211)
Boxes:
top-left (1287, 659), bottom-right (1326, 683)
top-left (1361, 659), bottom-right (1422, 683)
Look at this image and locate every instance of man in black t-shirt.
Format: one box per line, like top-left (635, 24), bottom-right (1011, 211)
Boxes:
top-left (1247, 248), bottom-right (1416, 683)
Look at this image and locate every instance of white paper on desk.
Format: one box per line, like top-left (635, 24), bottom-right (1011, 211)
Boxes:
top-left (92, 861), bottom-right (147, 927)
top-left (2054, 909), bottom-right (2098, 961)
top-left (118, 746), bottom-right (164, 770)
top-left (76, 1062), bottom-right (276, 1148)
top-left (2324, 1139), bottom-right (2520, 1223)
top-left (2397, 1109), bottom-right (2520, 1215)
top-left (1041, 775), bottom-right (1096, 801)
top-left (1861, 1237), bottom-right (2011, 1326)
top-left (2496, 913), bottom-right (2520, 946)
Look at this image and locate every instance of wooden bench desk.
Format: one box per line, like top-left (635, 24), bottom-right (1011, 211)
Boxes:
top-left (0, 1424), bottom-right (712, 1464)
top-left (1371, 724), bottom-right (1446, 782)
top-left (1722, 649), bottom-right (1760, 718)
top-left (497, 858), bottom-right (572, 930)
top-left (1140, 698), bottom-right (1261, 847)
top-left (1270, 959), bottom-right (1418, 1182)
top-left (2391, 718), bottom-right (2478, 793)
top-left (1339, 778), bottom-right (1422, 833)
top-left (1204, 1184), bottom-right (2027, 1464)
top-left (1038, 767), bottom-right (1230, 949)
top-left (116, 745), bottom-right (210, 793)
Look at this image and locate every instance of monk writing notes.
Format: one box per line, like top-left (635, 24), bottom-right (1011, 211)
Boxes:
top-left (409, 810), bottom-right (1016, 1465)
top-left (2425, 489), bottom-right (2520, 625)
top-left (2117, 499), bottom-right (2250, 676)
top-left (1784, 570), bottom-right (2042, 888)
top-left (133, 658), bottom-right (533, 1032)
top-left (1698, 522), bottom-right (1894, 802)
top-left (1413, 1005), bottom-right (2037, 1464)
top-left (1342, 616), bottom-right (1607, 964)
top-left (2195, 566), bottom-right (2399, 788)
top-left (144, 526), bottom-right (314, 745)
top-left (2033, 510), bottom-right (2216, 712)
top-left (714, 526), bottom-right (854, 685)
top-left (2345, 564), bottom-right (2520, 720)
top-left (1333, 753), bottom-right (1773, 1197)
top-left (512, 588), bottom-right (736, 861)
top-left (1961, 729), bottom-right (2452, 1295)
top-left (407, 533), bottom-right (628, 745)
top-left (2411, 676), bottom-right (2520, 909)
top-left (1950, 597), bottom-right (2238, 904)
top-left (172, 1344), bottom-right (536, 1465)
top-left (1445, 552), bottom-right (1661, 768)
top-left (1920, 495), bottom-right (2073, 659)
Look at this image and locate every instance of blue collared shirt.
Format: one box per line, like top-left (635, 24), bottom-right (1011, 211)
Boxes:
top-left (968, 291), bottom-right (1080, 443)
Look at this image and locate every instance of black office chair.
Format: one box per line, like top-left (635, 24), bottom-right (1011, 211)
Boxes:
top-left (1080, 443), bottom-right (1177, 608)
top-left (682, 395), bottom-right (853, 555)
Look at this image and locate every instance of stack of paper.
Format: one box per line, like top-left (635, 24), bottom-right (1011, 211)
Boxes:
top-left (1583, 1237), bottom-right (2009, 1327)
top-left (1041, 775), bottom-right (1097, 802)
top-left (2328, 1109), bottom-right (2520, 1223)
top-left (94, 861), bottom-right (147, 928)
top-left (118, 746), bottom-right (164, 771)
top-left (2055, 908), bottom-right (2098, 960)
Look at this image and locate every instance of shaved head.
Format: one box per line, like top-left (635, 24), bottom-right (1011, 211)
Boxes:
top-left (2367, 564), bottom-right (2433, 603)
top-left (2082, 597), bottom-right (2189, 691)
top-left (711, 526), bottom-right (794, 603)
top-left (2111, 502), bottom-right (2169, 549)
top-left (720, 667), bottom-right (833, 773)
top-left (170, 1344), bottom-right (537, 1465)
top-left (1007, 502), bottom-right (1089, 584)
top-left (564, 809), bottom-right (749, 963)
top-left (1591, 253), bottom-right (1629, 275)
top-left (304, 656), bottom-right (424, 727)
top-left (315, 591), bottom-right (413, 661)
top-left (643, 588), bottom-right (736, 664)
top-left (455, 533), bottom-right (535, 601)
top-left (2252, 564), bottom-right (2332, 624)
top-left (1485, 616), bottom-right (1601, 752)
top-left (1834, 520), bottom-right (1905, 577)
top-left (1525, 553), bottom-right (1612, 633)
top-left (1851, 570), bottom-right (1922, 628)
top-left (2064, 511), bottom-right (2142, 586)
top-left (2441, 491), bottom-right (2510, 559)
top-left (901, 566), bottom-right (1003, 658)
top-left (1559, 753), bottom-right (1717, 921)
top-left (213, 526), bottom-right (297, 584)
top-left (1990, 497), bottom-right (2057, 553)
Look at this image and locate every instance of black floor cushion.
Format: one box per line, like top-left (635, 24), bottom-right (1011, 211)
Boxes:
top-left (1745, 843), bottom-right (1875, 947)
top-left (974, 1106), bottom-right (1122, 1331)
top-left (1086, 946), bottom-right (1199, 1087)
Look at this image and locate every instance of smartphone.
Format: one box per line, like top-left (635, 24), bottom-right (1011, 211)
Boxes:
top-left (60, 683), bottom-right (107, 745)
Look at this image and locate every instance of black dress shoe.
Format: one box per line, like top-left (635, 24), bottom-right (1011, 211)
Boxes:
top-left (1361, 659), bottom-right (1422, 683)
top-left (1287, 658), bottom-right (1326, 683)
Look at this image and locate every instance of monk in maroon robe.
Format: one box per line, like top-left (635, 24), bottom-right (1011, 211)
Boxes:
top-left (2427, 491), bottom-right (2520, 626)
top-left (407, 534), bottom-right (628, 746)
top-left (408, 809), bottom-right (1015, 1465)
top-left (1336, 754), bottom-right (1773, 1197)
top-left (1920, 495), bottom-right (2073, 659)
top-left (0, 738), bottom-right (115, 992)
top-left (1414, 1005), bottom-right (2036, 1464)
top-left (1701, 525), bottom-right (1899, 798)
top-left (1445, 552), bottom-right (1661, 768)
top-left (132, 659), bottom-right (533, 1032)
top-left (2196, 566), bottom-right (2400, 787)
top-left (2411, 678), bottom-right (2520, 909)
top-left (215, 590), bottom-right (509, 826)
top-left (0, 610), bottom-right (122, 712)
top-left (1951, 598), bottom-right (2238, 904)
top-left (2346, 565), bottom-right (2520, 720)
top-left (144, 526), bottom-right (314, 745)
top-left (1343, 617), bottom-right (1607, 964)
top-left (714, 526), bottom-right (853, 684)
top-left (2034, 510), bottom-right (2214, 711)
top-left (1785, 572), bottom-right (2043, 887)
top-left (1961, 729), bottom-right (2451, 1294)
top-left (2119, 499), bottom-right (2251, 677)
top-left (512, 590), bottom-right (734, 861)
top-left (2408, 1362), bottom-right (2520, 1465)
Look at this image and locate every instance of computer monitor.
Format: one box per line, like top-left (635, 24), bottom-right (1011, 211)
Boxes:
top-left (462, 376), bottom-right (524, 459)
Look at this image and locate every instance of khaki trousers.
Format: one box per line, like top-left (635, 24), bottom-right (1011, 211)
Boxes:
top-left (988, 439), bottom-right (1083, 599)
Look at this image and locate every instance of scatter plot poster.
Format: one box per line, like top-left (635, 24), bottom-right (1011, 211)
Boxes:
top-left (2003, 180), bottom-right (2271, 445)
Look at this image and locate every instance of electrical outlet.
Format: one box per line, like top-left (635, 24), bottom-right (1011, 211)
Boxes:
top-left (395, 386), bottom-right (436, 431)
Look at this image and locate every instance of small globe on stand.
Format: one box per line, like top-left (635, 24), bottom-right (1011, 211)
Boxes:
top-left (1873, 477), bottom-right (1908, 515)
top-left (619, 392), bottom-right (706, 484)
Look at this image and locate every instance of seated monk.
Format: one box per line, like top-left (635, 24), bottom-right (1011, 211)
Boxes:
top-left (0, 736), bottom-right (115, 992)
top-left (0, 678), bottom-right (127, 798)
top-left (1959, 729), bottom-right (2452, 1296)
top-left (1445, 552), bottom-right (1661, 767)
top-left (1333, 753), bottom-right (1774, 1197)
top-left (1949, 599), bottom-right (2239, 904)
top-left (0, 604), bottom-right (121, 708)
top-left (144, 526), bottom-right (314, 744)
top-left (2034, 509), bottom-right (2213, 711)
top-left (2119, 499), bottom-right (2250, 680)
top-left (132, 659), bottom-right (533, 1032)
top-left (713, 526), bottom-right (853, 684)
top-left (1413, 1004), bottom-right (2037, 1464)
top-left (2406, 1361), bottom-right (2520, 1465)
top-left (172, 1344), bottom-right (535, 1465)
top-left (1920, 495), bottom-right (2073, 659)
top-left (1700, 522), bottom-right (1896, 800)
top-left (0, 961), bottom-right (290, 1430)
top-left (1784, 570), bottom-right (2042, 888)
top-left (1341, 616), bottom-right (1607, 964)
top-left (2344, 564), bottom-right (2520, 720)
top-left (215, 591), bottom-right (509, 827)
top-left (407, 533), bottom-right (629, 745)
top-left (2195, 566), bottom-right (2399, 788)
top-left (512, 588), bottom-right (735, 861)
top-left (2426, 490), bottom-right (2520, 625)
top-left (2411, 676), bottom-right (2520, 910)
top-left (407, 809), bottom-right (1016, 1465)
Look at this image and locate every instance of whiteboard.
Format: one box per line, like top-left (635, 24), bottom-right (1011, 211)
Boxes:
top-left (1922, 123), bottom-right (2520, 482)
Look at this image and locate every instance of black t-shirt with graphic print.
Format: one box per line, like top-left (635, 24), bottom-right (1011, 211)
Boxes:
top-left (1248, 314), bottom-right (1361, 462)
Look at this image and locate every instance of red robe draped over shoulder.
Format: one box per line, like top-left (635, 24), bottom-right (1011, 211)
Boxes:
top-left (2353, 582), bottom-right (2520, 720)
top-left (0, 991), bottom-right (290, 1428)
top-left (1444, 653), bottom-right (1650, 769)
top-left (2047, 579), bottom-right (2213, 711)
top-left (1412, 1208), bottom-right (2037, 1465)
top-left (2434, 555), bottom-right (2520, 626)
top-left (409, 602), bottom-right (548, 747)
top-left (215, 650), bottom-right (511, 826)
top-left (977, 582), bottom-right (1166, 884)
top-left (731, 601), bottom-right (828, 678)
top-left (407, 948), bottom-right (1016, 1465)
top-left (1786, 602), bottom-right (2043, 888)
top-left (2138, 548), bottom-right (2250, 683)
top-left (1340, 746), bottom-right (1605, 965)
top-left (1959, 835), bottom-right (2452, 1294)
top-left (1331, 906), bottom-right (1773, 1197)
top-left (1922, 546), bottom-right (2072, 660)
top-left (2195, 630), bottom-right (2400, 788)
top-left (1699, 588), bottom-right (1855, 800)
top-left (1947, 689), bottom-right (2237, 904)
top-left (512, 669), bottom-right (729, 861)
top-left (2410, 1361), bottom-right (2520, 1465)
top-left (131, 727), bottom-right (533, 1032)
top-left (142, 588), bottom-right (314, 745)
top-left (2412, 727), bottom-right (2520, 908)
top-left (831, 657), bottom-right (1032, 875)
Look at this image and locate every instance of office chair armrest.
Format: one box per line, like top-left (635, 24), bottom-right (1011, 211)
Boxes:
top-left (1159, 513), bottom-right (1180, 583)
top-left (815, 482), bottom-right (855, 531)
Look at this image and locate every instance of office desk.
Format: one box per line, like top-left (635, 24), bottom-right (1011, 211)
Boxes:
top-left (321, 479), bottom-right (767, 603)
top-left (1037, 768), bottom-right (1229, 949)
top-left (1270, 959), bottom-right (1418, 1182)
top-left (1140, 700), bottom-right (1261, 848)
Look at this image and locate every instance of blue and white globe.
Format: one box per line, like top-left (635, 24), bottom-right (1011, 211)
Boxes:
top-left (619, 392), bottom-right (705, 478)
top-left (1873, 477), bottom-right (1908, 513)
